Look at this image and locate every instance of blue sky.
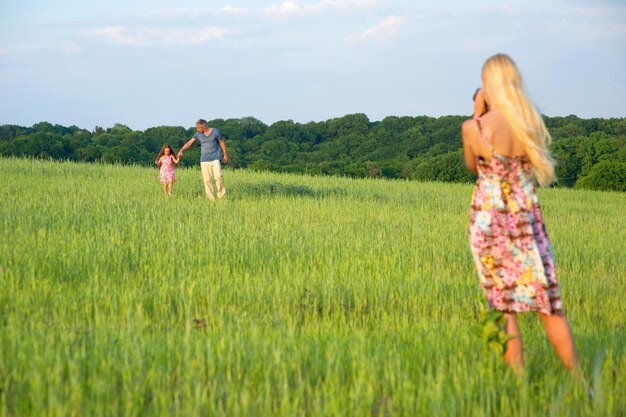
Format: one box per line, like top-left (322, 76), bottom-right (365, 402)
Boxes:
top-left (1, 0), bottom-right (625, 130)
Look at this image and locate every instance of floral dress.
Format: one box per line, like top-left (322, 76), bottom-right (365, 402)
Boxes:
top-left (469, 120), bottom-right (562, 315)
top-left (159, 155), bottom-right (176, 184)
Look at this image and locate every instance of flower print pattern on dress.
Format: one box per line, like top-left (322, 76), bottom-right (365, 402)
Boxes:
top-left (159, 155), bottom-right (176, 184)
top-left (469, 154), bottom-right (562, 315)
top-left (474, 211), bottom-right (492, 233)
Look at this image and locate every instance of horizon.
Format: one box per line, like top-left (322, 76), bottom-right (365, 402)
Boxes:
top-left (6, 111), bottom-right (624, 133)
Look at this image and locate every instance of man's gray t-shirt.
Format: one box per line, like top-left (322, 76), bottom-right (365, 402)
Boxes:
top-left (193, 128), bottom-right (223, 162)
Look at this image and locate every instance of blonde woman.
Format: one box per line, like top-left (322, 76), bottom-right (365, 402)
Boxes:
top-left (461, 54), bottom-right (579, 375)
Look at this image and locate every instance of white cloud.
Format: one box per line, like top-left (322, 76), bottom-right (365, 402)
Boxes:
top-left (81, 26), bottom-right (230, 46)
top-left (303, 0), bottom-right (376, 13)
top-left (82, 26), bottom-right (135, 45)
top-left (265, 0), bottom-right (376, 17)
top-left (0, 48), bottom-right (9, 57)
top-left (265, 0), bottom-right (300, 16)
top-left (221, 5), bottom-right (248, 14)
top-left (347, 15), bottom-right (406, 43)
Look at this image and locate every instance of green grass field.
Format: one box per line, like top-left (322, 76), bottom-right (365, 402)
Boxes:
top-left (1, 157), bottom-right (624, 416)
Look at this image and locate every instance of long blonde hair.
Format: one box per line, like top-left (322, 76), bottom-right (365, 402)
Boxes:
top-left (482, 53), bottom-right (556, 186)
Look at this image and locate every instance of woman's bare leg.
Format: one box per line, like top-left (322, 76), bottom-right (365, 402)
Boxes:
top-left (539, 311), bottom-right (580, 374)
top-left (162, 183), bottom-right (168, 195)
top-left (503, 313), bottom-right (524, 374)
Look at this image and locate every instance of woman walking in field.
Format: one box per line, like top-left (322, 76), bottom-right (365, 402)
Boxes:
top-left (155, 144), bottom-right (179, 196)
top-left (461, 54), bottom-right (580, 375)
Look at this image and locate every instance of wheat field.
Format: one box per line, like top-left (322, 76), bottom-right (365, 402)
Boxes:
top-left (0, 157), bottom-right (624, 416)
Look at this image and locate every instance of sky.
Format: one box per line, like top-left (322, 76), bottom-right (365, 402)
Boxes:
top-left (1, 0), bottom-right (625, 131)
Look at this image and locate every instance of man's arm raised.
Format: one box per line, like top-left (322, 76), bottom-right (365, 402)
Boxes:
top-left (177, 138), bottom-right (196, 159)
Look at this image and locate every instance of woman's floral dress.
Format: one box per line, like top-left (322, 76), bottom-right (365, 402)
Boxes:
top-left (469, 120), bottom-right (561, 315)
top-left (159, 155), bottom-right (176, 184)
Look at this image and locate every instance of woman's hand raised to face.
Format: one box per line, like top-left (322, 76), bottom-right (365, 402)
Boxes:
top-left (473, 89), bottom-right (488, 119)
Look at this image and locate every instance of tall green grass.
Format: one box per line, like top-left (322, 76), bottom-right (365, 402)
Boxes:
top-left (0, 157), bottom-right (624, 416)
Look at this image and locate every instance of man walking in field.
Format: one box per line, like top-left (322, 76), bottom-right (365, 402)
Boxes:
top-left (178, 119), bottom-right (229, 200)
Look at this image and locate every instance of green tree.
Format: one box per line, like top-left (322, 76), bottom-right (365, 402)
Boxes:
top-left (413, 150), bottom-right (474, 183)
top-left (365, 161), bottom-right (382, 178)
top-left (575, 161), bottom-right (626, 192)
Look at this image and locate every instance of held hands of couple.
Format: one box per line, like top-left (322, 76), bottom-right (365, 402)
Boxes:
top-left (174, 151), bottom-right (229, 162)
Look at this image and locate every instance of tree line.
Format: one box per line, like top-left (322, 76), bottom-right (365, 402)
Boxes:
top-left (1, 114), bottom-right (625, 192)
